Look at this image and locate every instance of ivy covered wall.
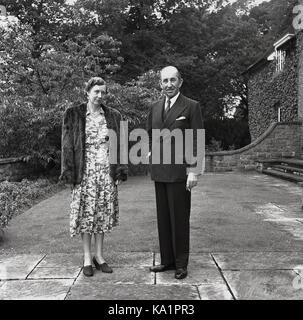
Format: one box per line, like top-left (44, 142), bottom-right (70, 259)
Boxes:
top-left (297, 31), bottom-right (303, 120)
top-left (247, 37), bottom-right (299, 141)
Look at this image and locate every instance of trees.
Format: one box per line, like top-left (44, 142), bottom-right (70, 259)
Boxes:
top-left (53, 0), bottom-right (296, 126)
top-left (0, 20), bottom-right (124, 166)
top-left (0, 19), bottom-right (159, 165)
top-left (250, 0), bottom-right (298, 41)
top-left (0, 22), bottom-right (123, 105)
top-left (1, 0), bottom-right (298, 158)
top-left (5, 0), bottom-right (74, 57)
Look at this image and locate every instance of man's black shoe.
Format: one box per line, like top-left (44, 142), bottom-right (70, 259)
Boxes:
top-left (175, 268), bottom-right (188, 279)
top-left (150, 264), bottom-right (175, 272)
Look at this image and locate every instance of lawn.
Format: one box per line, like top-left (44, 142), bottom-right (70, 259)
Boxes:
top-left (0, 178), bottom-right (65, 240)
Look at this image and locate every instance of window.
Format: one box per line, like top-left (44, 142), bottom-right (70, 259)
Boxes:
top-left (275, 49), bottom-right (286, 72)
top-left (273, 33), bottom-right (294, 73)
top-left (273, 102), bottom-right (281, 122)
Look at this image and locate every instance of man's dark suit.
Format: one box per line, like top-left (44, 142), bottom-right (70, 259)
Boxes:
top-left (147, 93), bottom-right (204, 269)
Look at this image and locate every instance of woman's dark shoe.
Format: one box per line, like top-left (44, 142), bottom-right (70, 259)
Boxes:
top-left (83, 265), bottom-right (94, 277)
top-left (93, 257), bottom-right (113, 273)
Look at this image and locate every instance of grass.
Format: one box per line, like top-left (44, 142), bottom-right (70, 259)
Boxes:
top-left (0, 178), bottom-right (65, 236)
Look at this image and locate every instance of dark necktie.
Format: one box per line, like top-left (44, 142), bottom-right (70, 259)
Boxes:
top-left (164, 98), bottom-right (171, 120)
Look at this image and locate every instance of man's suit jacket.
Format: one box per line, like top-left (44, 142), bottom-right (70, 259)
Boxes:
top-left (147, 93), bottom-right (204, 183)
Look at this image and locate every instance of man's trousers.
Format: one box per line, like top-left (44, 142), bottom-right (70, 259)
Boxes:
top-left (154, 181), bottom-right (191, 269)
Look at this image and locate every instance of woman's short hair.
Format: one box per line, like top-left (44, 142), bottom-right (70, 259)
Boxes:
top-left (85, 77), bottom-right (106, 93)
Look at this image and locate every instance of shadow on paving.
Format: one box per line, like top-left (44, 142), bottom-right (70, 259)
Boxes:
top-left (1, 172), bottom-right (303, 299)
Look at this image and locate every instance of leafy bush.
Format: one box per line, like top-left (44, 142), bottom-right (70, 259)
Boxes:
top-left (105, 76), bottom-right (161, 130)
top-left (205, 138), bottom-right (223, 152)
top-left (204, 118), bottom-right (251, 151)
top-left (0, 98), bottom-right (64, 170)
top-left (0, 179), bottom-right (62, 229)
top-left (0, 16), bottom-right (161, 172)
top-left (0, 21), bottom-right (125, 168)
top-left (0, 70), bottom-right (162, 171)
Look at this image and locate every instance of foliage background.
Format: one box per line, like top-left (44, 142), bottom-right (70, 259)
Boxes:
top-left (0, 0), bottom-right (298, 168)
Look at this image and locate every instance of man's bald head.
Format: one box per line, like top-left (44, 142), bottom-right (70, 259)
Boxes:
top-left (160, 66), bottom-right (182, 80)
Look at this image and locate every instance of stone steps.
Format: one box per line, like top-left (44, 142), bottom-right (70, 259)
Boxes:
top-left (274, 164), bottom-right (303, 174)
top-left (279, 158), bottom-right (303, 167)
top-left (260, 157), bottom-right (303, 184)
top-left (263, 168), bottom-right (303, 183)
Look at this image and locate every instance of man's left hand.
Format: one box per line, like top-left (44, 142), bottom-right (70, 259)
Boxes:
top-left (186, 172), bottom-right (198, 191)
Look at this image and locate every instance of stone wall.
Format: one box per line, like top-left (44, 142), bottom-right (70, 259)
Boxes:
top-left (205, 122), bottom-right (302, 172)
top-left (248, 38), bottom-right (298, 141)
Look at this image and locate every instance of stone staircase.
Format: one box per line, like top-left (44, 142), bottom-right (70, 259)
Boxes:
top-left (258, 158), bottom-right (303, 184)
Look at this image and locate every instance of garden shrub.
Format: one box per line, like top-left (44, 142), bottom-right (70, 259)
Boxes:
top-left (204, 118), bottom-right (251, 151)
top-left (0, 70), bottom-right (162, 174)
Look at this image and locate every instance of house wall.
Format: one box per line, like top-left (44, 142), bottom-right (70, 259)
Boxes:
top-left (247, 39), bottom-right (298, 141)
top-left (297, 31), bottom-right (303, 121)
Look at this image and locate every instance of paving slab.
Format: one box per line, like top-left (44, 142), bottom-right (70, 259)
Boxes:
top-left (0, 279), bottom-right (73, 300)
top-left (28, 266), bottom-right (81, 279)
top-left (107, 251), bottom-right (154, 267)
top-left (154, 252), bottom-right (223, 285)
top-left (198, 283), bottom-right (234, 300)
top-left (278, 203), bottom-right (303, 212)
top-left (37, 253), bottom-right (82, 268)
top-left (270, 220), bottom-right (303, 241)
top-left (264, 218), bottom-right (303, 223)
top-left (212, 252), bottom-right (303, 270)
top-left (37, 252), bottom-right (154, 268)
top-left (222, 270), bottom-right (303, 300)
top-left (155, 253), bottom-right (216, 268)
top-left (0, 254), bottom-right (44, 280)
top-left (67, 283), bottom-right (200, 300)
top-left (254, 202), bottom-right (298, 219)
top-left (75, 266), bottom-right (154, 285)
top-left (156, 268), bottom-right (223, 286)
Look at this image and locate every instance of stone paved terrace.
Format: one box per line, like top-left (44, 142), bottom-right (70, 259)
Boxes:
top-left (2, 173), bottom-right (303, 300)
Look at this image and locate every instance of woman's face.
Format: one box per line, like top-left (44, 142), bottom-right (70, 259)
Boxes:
top-left (87, 84), bottom-right (107, 106)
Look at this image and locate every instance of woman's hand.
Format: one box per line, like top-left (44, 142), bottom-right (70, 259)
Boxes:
top-left (110, 176), bottom-right (121, 186)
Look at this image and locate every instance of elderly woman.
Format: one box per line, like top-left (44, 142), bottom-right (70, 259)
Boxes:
top-left (60, 77), bottom-right (127, 277)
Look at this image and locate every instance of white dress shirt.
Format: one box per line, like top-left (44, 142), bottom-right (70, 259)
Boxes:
top-left (165, 92), bottom-right (180, 111)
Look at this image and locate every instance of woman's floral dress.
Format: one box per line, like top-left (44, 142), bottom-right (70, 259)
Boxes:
top-left (70, 109), bottom-right (119, 237)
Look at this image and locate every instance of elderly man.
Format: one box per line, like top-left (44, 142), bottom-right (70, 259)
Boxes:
top-left (147, 66), bottom-right (204, 279)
